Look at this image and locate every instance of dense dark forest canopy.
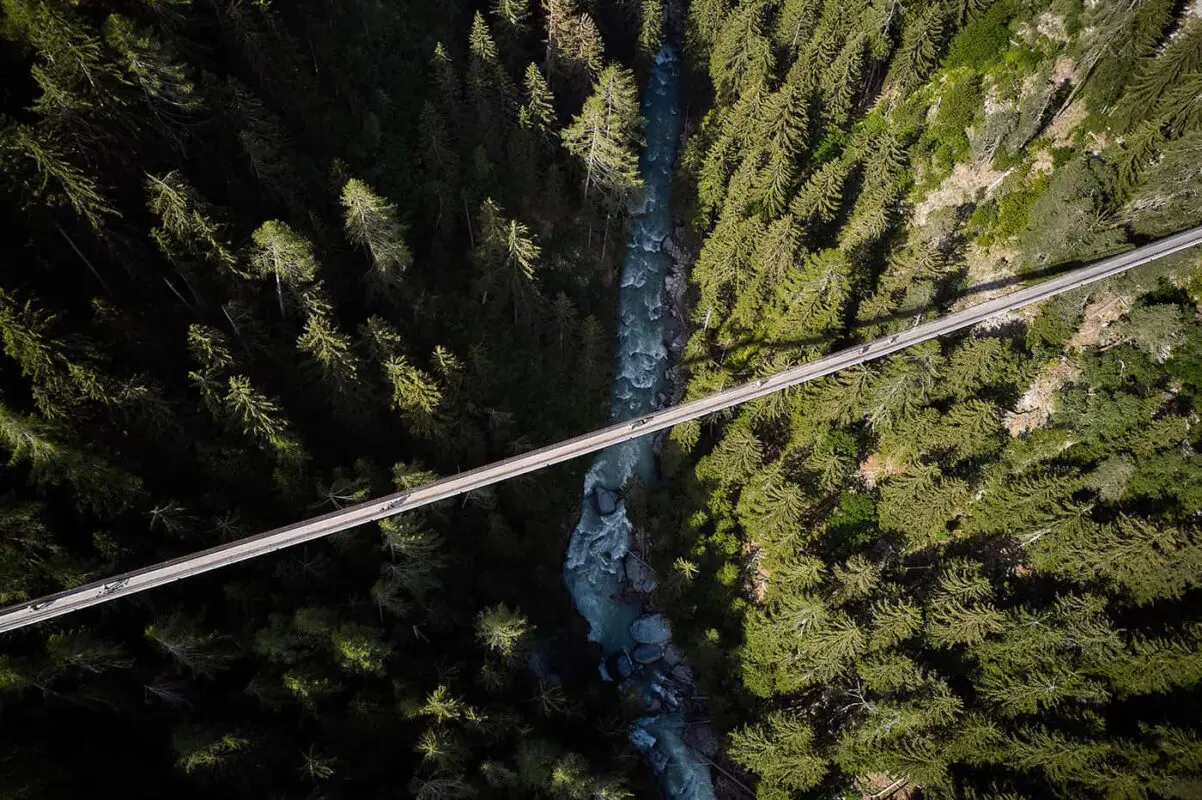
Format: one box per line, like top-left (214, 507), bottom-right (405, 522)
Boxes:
top-left (3, 0), bottom-right (1202, 797)
top-left (0, 0), bottom-right (661, 795)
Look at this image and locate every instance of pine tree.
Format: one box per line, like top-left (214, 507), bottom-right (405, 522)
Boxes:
top-left (429, 42), bottom-right (464, 133)
top-left (468, 12), bottom-right (514, 161)
top-left (146, 172), bottom-right (241, 278)
top-left (383, 355), bottom-right (443, 439)
top-left (227, 80), bottom-right (305, 206)
top-left (561, 65), bottom-right (644, 202)
top-left (173, 727), bottom-right (252, 776)
top-left (772, 0), bottom-right (822, 53)
top-left (704, 424), bottom-right (763, 486)
top-left (1, 123), bottom-right (116, 230)
top-left (686, 0), bottom-right (730, 63)
top-left (888, 4), bottom-right (949, 94)
top-left (1133, 21), bottom-right (1202, 112)
top-left (877, 465), bottom-right (967, 549)
top-left (869, 597), bottom-right (924, 651)
top-left (222, 375), bottom-right (307, 488)
top-left (638, 0), bottom-right (664, 60)
top-left (475, 604), bottom-right (533, 659)
top-left (797, 612), bottom-right (865, 684)
top-left (491, 0), bottom-right (530, 37)
top-left (830, 554), bottom-right (881, 605)
top-left (820, 32), bottom-right (867, 126)
top-left (101, 15), bottom-right (200, 147)
top-left (0, 498), bottom-right (62, 605)
top-left (751, 85), bottom-right (808, 216)
top-left (0, 288), bottom-right (114, 419)
top-left (0, 401), bottom-right (144, 515)
top-left (341, 178), bottom-right (411, 291)
top-left (3, 0), bottom-right (126, 139)
top-left (542, 0), bottom-right (604, 87)
top-left (791, 157), bottom-right (851, 226)
top-left (1030, 514), bottom-right (1202, 604)
top-left (297, 287), bottom-right (360, 395)
top-left (44, 629), bottom-right (134, 675)
top-left (145, 613), bottom-right (236, 677)
top-left (248, 220), bottom-right (320, 315)
top-left (709, 0), bottom-right (775, 102)
top-left (729, 712), bottom-right (829, 796)
top-left (521, 63), bottom-right (558, 137)
top-left (474, 198), bottom-right (541, 315)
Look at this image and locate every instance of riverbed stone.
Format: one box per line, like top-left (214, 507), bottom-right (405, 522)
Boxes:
top-left (670, 664), bottom-right (694, 684)
top-left (661, 644), bottom-right (683, 667)
top-left (604, 651), bottom-right (633, 681)
top-left (594, 487), bottom-right (619, 515)
top-left (624, 552), bottom-right (658, 593)
top-left (632, 643), bottom-right (663, 664)
top-left (683, 724), bottom-right (720, 758)
top-left (631, 613), bottom-right (672, 645)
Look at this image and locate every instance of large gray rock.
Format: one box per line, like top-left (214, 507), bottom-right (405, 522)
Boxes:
top-left (631, 613), bottom-right (672, 645)
top-left (594, 487), bottom-right (619, 516)
top-left (625, 552), bottom-right (658, 593)
top-left (670, 664), bottom-right (694, 685)
top-left (683, 724), bottom-right (720, 758)
top-left (633, 643), bottom-right (664, 664)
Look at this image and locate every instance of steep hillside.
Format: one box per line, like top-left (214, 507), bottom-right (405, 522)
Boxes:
top-left (660, 0), bottom-right (1202, 796)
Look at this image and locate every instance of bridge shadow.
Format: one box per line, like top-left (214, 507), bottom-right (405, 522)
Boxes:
top-left (674, 251), bottom-right (1118, 371)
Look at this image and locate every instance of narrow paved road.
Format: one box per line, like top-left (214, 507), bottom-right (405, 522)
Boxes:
top-left (3, 225), bottom-right (1201, 634)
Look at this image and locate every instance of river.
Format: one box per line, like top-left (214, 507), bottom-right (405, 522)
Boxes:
top-left (562, 45), bottom-right (717, 800)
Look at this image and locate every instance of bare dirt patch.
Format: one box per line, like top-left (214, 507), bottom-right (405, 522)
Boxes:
top-left (743, 542), bottom-right (769, 603)
top-left (1046, 99), bottom-right (1087, 147)
top-left (1051, 55), bottom-right (1079, 86)
top-left (1005, 358), bottom-right (1081, 437)
top-left (1037, 12), bottom-right (1071, 42)
top-left (913, 162), bottom-right (1011, 228)
top-left (858, 453), bottom-right (908, 488)
top-left (952, 242), bottom-right (1024, 328)
top-left (1066, 291), bottom-right (1131, 351)
top-left (1030, 148), bottom-right (1055, 175)
top-left (855, 773), bottom-right (917, 800)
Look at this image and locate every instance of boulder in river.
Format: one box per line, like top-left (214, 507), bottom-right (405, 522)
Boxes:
top-left (604, 651), bottom-right (634, 681)
top-left (594, 487), bottom-right (619, 516)
top-left (631, 613), bottom-right (672, 645)
top-left (624, 552), bottom-right (658, 593)
top-left (633, 643), bottom-right (663, 664)
top-left (670, 664), bottom-right (694, 684)
top-left (683, 724), bottom-right (720, 758)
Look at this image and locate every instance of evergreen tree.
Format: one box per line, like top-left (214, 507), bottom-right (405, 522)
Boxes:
top-left (474, 198), bottom-right (541, 316)
top-left (638, 0), bottom-right (664, 61)
top-left (561, 65), bottom-right (644, 202)
top-left (729, 712), bottom-right (828, 797)
top-left (521, 63), bottom-right (558, 137)
top-left (145, 613), bottom-right (236, 677)
top-left (341, 178), bottom-right (412, 291)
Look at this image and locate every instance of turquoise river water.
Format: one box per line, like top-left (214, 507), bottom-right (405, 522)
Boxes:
top-left (562, 45), bottom-right (717, 800)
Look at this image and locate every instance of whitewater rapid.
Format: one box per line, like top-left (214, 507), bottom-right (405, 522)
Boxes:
top-left (562, 45), bottom-right (717, 800)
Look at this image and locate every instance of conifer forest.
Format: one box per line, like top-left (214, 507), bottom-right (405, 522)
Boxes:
top-left (4, 0), bottom-right (1202, 796)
